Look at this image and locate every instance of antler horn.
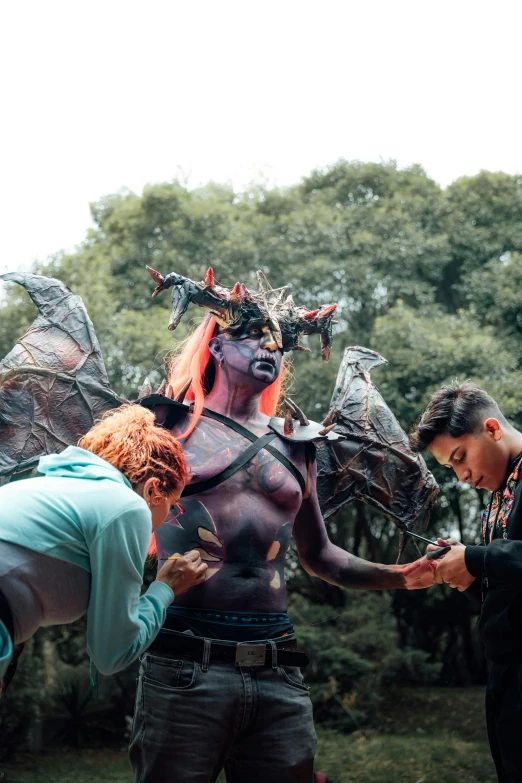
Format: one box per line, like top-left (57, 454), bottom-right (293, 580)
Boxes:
top-left (175, 378), bottom-right (192, 403)
top-left (285, 398), bottom-right (310, 427)
top-left (138, 376), bottom-right (151, 400)
top-left (147, 266), bottom-right (167, 298)
top-left (318, 422), bottom-right (337, 436)
top-left (283, 406), bottom-right (294, 436)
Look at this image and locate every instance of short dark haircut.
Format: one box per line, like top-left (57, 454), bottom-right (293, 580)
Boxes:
top-left (410, 382), bottom-right (507, 452)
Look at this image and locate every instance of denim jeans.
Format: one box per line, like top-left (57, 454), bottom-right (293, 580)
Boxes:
top-left (129, 648), bottom-right (317, 782)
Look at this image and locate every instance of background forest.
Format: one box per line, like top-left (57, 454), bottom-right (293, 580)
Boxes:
top-left (1, 159), bottom-right (521, 778)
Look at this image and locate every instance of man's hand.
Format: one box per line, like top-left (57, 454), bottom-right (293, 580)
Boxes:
top-left (426, 538), bottom-right (476, 592)
top-left (156, 550), bottom-right (208, 595)
top-left (399, 555), bottom-right (438, 590)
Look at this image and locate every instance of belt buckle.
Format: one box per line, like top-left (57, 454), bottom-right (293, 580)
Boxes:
top-left (235, 643), bottom-right (266, 667)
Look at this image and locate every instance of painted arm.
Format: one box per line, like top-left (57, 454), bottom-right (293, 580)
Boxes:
top-left (293, 460), bottom-right (435, 591)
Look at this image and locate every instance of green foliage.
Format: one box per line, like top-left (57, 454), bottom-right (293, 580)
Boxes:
top-left (383, 647), bottom-right (442, 686)
top-left (44, 664), bottom-right (117, 748)
top-left (289, 591), bottom-right (403, 730)
top-left (0, 636), bottom-right (46, 760)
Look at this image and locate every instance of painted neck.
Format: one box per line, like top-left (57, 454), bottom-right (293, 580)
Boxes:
top-left (203, 366), bottom-right (267, 425)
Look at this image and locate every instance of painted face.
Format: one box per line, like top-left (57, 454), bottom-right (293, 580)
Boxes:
top-left (429, 426), bottom-right (510, 491)
top-left (219, 327), bottom-right (283, 386)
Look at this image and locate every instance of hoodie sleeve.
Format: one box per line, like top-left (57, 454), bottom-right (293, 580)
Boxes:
top-left (86, 505), bottom-right (174, 675)
top-left (477, 539), bottom-right (522, 587)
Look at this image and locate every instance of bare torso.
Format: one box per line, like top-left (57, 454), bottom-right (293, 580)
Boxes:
top-left (155, 413), bottom-right (308, 612)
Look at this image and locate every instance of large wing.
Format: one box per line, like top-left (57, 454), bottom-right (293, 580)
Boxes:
top-left (316, 346), bottom-right (438, 541)
top-left (0, 272), bottom-right (125, 483)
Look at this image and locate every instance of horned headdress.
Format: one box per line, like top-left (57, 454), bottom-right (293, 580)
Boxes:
top-left (146, 266), bottom-right (338, 361)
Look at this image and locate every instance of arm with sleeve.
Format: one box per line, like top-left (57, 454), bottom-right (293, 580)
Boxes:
top-left (465, 480), bottom-right (522, 586)
top-left (466, 539), bottom-right (522, 586)
top-left (86, 506), bottom-right (173, 675)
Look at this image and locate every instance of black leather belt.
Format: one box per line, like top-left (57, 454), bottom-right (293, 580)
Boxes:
top-left (149, 629), bottom-right (309, 668)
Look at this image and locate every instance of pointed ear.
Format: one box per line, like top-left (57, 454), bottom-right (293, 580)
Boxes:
top-left (485, 417), bottom-right (502, 440)
top-left (208, 335), bottom-right (224, 364)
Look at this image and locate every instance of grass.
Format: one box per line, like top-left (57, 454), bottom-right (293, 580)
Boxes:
top-left (1, 687), bottom-right (497, 783)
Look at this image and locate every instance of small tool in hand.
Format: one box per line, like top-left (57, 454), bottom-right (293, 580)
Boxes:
top-left (403, 530), bottom-right (452, 560)
top-left (426, 546), bottom-right (451, 560)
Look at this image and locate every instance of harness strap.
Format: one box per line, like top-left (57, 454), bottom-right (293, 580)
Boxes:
top-left (202, 408), bottom-right (306, 494)
top-left (180, 407), bottom-right (306, 496)
top-left (182, 432), bottom-right (277, 497)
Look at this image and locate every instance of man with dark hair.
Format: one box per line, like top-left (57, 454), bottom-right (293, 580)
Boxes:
top-left (411, 382), bottom-right (522, 783)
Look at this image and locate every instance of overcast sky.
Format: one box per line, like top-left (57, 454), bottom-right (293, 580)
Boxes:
top-left (1, 0), bottom-right (521, 274)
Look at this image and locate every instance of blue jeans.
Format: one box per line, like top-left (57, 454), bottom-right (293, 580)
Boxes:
top-left (129, 649), bottom-right (317, 782)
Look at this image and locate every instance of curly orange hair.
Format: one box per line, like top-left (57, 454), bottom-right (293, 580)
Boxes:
top-left (78, 405), bottom-right (188, 496)
top-left (167, 315), bottom-right (289, 437)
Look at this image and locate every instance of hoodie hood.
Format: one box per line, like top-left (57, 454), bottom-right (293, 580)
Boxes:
top-left (38, 446), bottom-right (132, 488)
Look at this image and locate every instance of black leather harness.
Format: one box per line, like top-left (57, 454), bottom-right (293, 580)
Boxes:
top-left (181, 407), bottom-right (306, 497)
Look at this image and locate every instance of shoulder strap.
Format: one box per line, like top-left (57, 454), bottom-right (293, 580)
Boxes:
top-left (181, 408), bottom-right (306, 495)
top-left (200, 408), bottom-right (261, 440)
top-left (203, 408), bottom-right (306, 493)
top-left (182, 432), bottom-right (277, 497)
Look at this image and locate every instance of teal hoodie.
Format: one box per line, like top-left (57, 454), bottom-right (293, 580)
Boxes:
top-left (0, 446), bottom-right (173, 676)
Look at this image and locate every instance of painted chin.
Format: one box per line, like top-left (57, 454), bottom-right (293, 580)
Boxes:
top-left (251, 360), bottom-right (278, 382)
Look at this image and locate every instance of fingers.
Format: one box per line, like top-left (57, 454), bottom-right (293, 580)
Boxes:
top-left (183, 549), bottom-right (202, 562)
top-left (400, 556), bottom-right (429, 575)
top-left (195, 562), bottom-right (208, 580)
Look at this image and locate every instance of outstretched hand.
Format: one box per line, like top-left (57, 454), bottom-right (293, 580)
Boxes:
top-left (426, 538), bottom-right (476, 592)
top-left (399, 555), bottom-right (438, 590)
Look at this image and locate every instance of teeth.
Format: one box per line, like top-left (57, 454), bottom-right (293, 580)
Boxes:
top-left (256, 352), bottom-right (275, 365)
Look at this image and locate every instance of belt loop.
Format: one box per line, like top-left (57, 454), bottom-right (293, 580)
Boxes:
top-left (269, 640), bottom-right (278, 670)
top-left (201, 638), bottom-right (211, 672)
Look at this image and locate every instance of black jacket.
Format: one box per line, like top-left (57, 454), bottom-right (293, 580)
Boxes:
top-left (465, 451), bottom-right (522, 663)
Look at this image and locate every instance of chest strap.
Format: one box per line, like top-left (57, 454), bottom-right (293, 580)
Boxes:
top-left (181, 408), bottom-right (306, 496)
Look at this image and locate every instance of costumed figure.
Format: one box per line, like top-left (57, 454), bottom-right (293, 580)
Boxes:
top-left (0, 268), bottom-right (439, 782)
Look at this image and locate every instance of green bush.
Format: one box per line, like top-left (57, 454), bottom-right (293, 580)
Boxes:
top-left (0, 636), bottom-right (47, 760)
top-left (383, 647), bottom-right (442, 686)
top-left (288, 591), bottom-right (401, 731)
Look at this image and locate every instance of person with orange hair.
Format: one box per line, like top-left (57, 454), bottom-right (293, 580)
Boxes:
top-left (0, 404), bottom-right (207, 693)
top-left (128, 268), bottom-right (435, 783)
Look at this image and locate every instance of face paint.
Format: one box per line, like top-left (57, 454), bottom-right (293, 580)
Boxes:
top-left (219, 334), bottom-right (283, 386)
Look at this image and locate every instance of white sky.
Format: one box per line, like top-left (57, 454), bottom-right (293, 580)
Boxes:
top-left (1, 0), bottom-right (521, 274)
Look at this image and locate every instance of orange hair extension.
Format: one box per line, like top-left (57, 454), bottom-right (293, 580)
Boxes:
top-left (168, 316), bottom-right (218, 438)
top-left (168, 315), bottom-right (290, 437)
